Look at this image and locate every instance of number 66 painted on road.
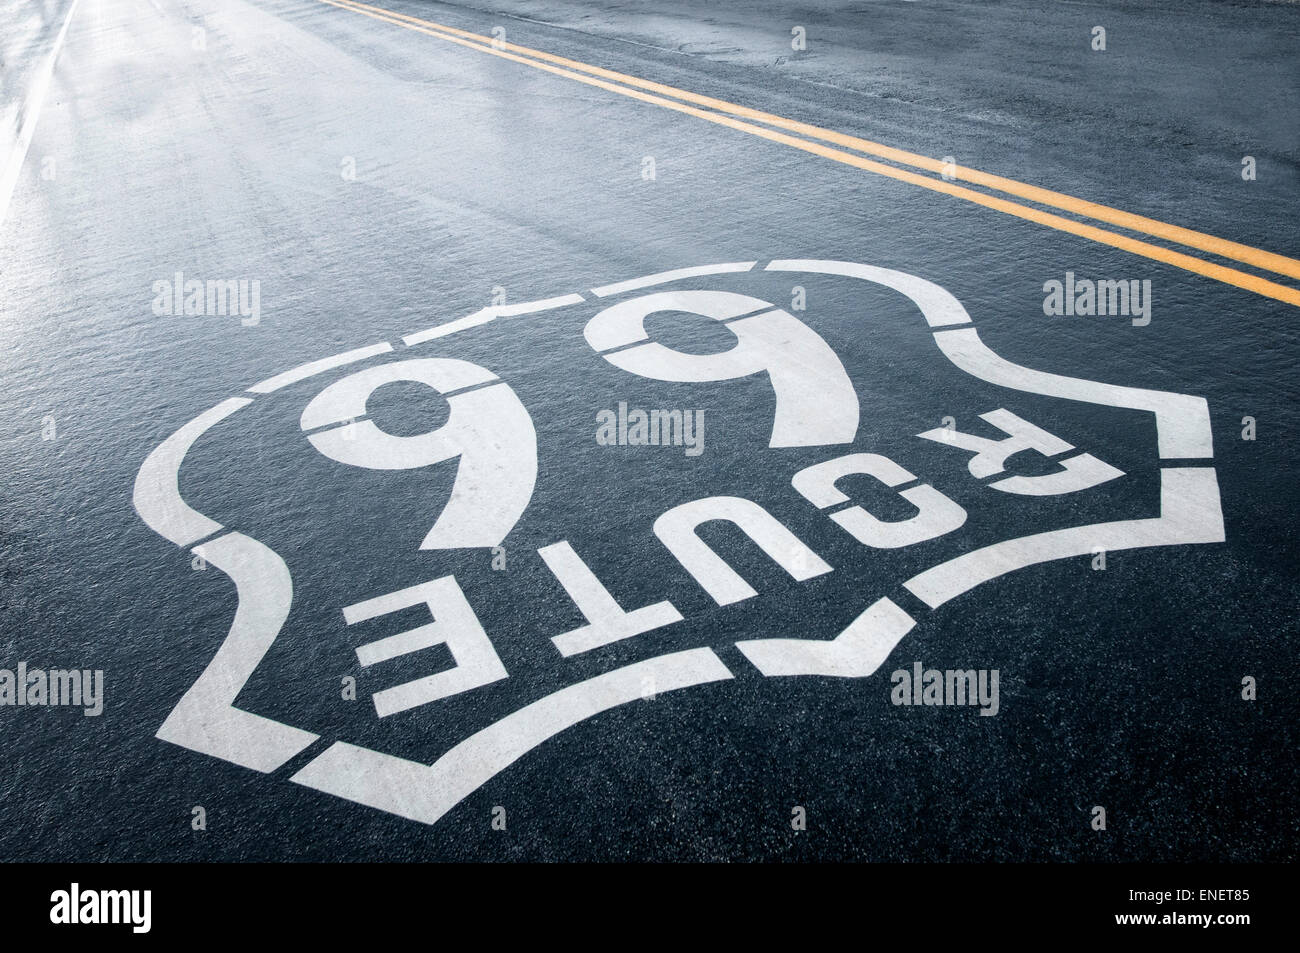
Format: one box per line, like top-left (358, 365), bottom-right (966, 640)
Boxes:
top-left (299, 357), bottom-right (537, 550)
top-left (584, 289), bottom-right (859, 447)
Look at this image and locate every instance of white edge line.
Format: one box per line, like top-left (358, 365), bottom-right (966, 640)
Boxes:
top-left (289, 647), bottom-right (733, 825)
top-left (402, 293), bottom-right (586, 346)
top-left (766, 259), bottom-right (972, 327)
top-left (590, 262), bottom-right (757, 298)
top-left (132, 397), bottom-right (251, 547)
top-left (0, 0), bottom-right (80, 231)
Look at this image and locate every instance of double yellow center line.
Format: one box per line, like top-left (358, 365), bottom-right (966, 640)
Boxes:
top-left (317, 0), bottom-right (1300, 309)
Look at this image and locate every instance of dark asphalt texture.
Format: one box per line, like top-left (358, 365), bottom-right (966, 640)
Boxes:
top-left (0, 0), bottom-right (1296, 861)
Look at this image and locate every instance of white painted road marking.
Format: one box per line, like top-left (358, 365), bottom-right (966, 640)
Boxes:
top-left (792, 453), bottom-right (969, 549)
top-left (736, 596), bottom-right (915, 678)
top-left (904, 467), bottom-right (1224, 609)
top-left (344, 575), bottom-right (508, 718)
top-left (653, 495), bottom-right (835, 606)
top-left (402, 294), bottom-right (586, 346)
top-left (155, 532), bottom-right (319, 773)
top-left (586, 289), bottom-right (860, 448)
top-left (300, 358), bottom-right (538, 550)
top-left (133, 397), bottom-right (251, 547)
top-left (541, 541), bottom-right (684, 657)
top-left (134, 258), bottom-right (1226, 827)
top-left (917, 408), bottom-right (1125, 496)
top-left (289, 648), bottom-right (735, 826)
top-left (932, 327), bottom-right (1213, 460)
top-left (590, 261), bottom-right (757, 297)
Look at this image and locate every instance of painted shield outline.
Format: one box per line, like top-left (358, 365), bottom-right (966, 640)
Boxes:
top-left (130, 258), bottom-right (1225, 825)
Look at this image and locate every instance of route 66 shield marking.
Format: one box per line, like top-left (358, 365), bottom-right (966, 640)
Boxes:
top-left (132, 259), bottom-right (1224, 826)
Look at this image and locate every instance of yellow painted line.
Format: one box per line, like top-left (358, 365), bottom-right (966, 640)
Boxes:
top-left (331, 0), bottom-right (1300, 286)
top-left (318, 0), bottom-right (1300, 309)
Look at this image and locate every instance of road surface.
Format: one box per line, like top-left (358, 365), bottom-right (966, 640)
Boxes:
top-left (1, 0), bottom-right (1296, 861)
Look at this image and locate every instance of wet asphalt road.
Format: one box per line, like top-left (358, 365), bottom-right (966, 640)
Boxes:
top-left (0, 0), bottom-right (1296, 861)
